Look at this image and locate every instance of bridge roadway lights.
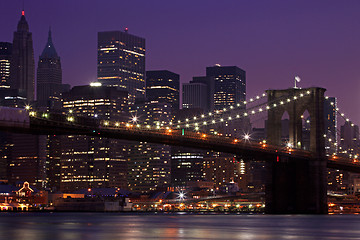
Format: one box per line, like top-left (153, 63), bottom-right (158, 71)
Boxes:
top-left (266, 87), bottom-right (327, 214)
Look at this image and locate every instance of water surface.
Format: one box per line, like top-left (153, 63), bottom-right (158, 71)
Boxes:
top-left (0, 212), bottom-right (359, 240)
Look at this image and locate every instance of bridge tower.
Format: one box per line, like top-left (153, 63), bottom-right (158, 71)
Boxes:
top-left (266, 87), bottom-right (328, 214)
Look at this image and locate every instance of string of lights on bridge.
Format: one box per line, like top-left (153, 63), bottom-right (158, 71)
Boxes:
top-left (28, 90), bottom-right (314, 134)
top-left (171, 90), bottom-right (313, 131)
top-left (25, 90), bottom-right (360, 164)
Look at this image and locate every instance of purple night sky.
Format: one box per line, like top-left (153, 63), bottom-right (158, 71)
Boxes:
top-left (1, 1), bottom-right (360, 123)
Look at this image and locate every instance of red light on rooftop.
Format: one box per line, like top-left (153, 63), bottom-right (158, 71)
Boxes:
top-left (22, 10), bottom-right (25, 16)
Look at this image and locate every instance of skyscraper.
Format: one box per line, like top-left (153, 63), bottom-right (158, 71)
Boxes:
top-left (0, 42), bottom-right (12, 88)
top-left (97, 30), bottom-right (145, 103)
top-left (206, 65), bottom-right (246, 110)
top-left (146, 70), bottom-right (180, 110)
top-left (9, 10), bottom-right (35, 102)
top-left (37, 29), bottom-right (62, 110)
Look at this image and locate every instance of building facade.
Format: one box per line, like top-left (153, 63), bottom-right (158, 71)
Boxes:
top-left (0, 42), bottom-right (12, 89)
top-left (128, 100), bottom-right (172, 193)
top-left (171, 152), bottom-right (205, 187)
top-left (97, 30), bottom-right (145, 103)
top-left (60, 85), bottom-right (129, 192)
top-left (146, 70), bottom-right (180, 110)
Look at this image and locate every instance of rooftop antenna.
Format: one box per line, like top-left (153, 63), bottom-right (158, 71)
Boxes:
top-left (22, 0), bottom-right (25, 15)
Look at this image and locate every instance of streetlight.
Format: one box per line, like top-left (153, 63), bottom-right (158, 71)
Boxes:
top-left (244, 134), bottom-right (250, 141)
top-left (177, 190), bottom-right (186, 201)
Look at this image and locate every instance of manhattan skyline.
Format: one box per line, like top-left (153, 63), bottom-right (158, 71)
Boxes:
top-left (1, 0), bottom-right (360, 122)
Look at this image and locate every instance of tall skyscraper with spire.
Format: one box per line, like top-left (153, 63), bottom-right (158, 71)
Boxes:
top-left (9, 10), bottom-right (35, 102)
top-left (37, 29), bottom-right (62, 110)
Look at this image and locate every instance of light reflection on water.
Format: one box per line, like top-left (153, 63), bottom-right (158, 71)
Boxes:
top-left (0, 212), bottom-right (360, 240)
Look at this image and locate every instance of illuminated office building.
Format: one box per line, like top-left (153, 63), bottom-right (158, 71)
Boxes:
top-left (0, 132), bottom-right (46, 189)
top-left (0, 42), bottom-right (12, 88)
top-left (37, 29), bottom-right (62, 110)
top-left (60, 85), bottom-right (129, 192)
top-left (206, 65), bottom-right (246, 110)
top-left (127, 142), bottom-right (171, 193)
top-left (146, 70), bottom-right (180, 110)
top-left (9, 11), bottom-right (35, 102)
top-left (203, 152), bottom-right (246, 190)
top-left (97, 30), bottom-right (145, 103)
top-left (128, 100), bottom-right (172, 193)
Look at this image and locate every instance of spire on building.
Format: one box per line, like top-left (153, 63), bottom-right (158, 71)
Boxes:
top-left (17, 10), bottom-right (29, 32)
top-left (40, 28), bottom-right (59, 59)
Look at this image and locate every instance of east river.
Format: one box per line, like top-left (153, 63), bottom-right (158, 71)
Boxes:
top-left (0, 213), bottom-right (360, 239)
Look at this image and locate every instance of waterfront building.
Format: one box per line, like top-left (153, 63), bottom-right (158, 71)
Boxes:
top-left (146, 70), bottom-right (180, 110)
top-left (97, 30), bottom-right (145, 103)
top-left (9, 10), bottom-right (35, 102)
top-left (203, 152), bottom-right (246, 191)
top-left (36, 29), bottom-right (62, 110)
top-left (0, 42), bottom-right (12, 89)
top-left (60, 85), bottom-right (129, 192)
top-left (128, 100), bottom-right (172, 193)
top-left (171, 152), bottom-right (205, 187)
top-left (0, 131), bottom-right (47, 189)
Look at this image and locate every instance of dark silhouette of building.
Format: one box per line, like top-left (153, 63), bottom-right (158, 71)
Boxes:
top-left (97, 30), bottom-right (145, 103)
top-left (182, 76), bottom-right (214, 112)
top-left (9, 10), bottom-right (35, 102)
top-left (340, 122), bottom-right (359, 154)
top-left (37, 29), bottom-right (62, 110)
top-left (0, 42), bottom-right (12, 88)
top-left (324, 97), bottom-right (337, 154)
top-left (146, 70), bottom-right (180, 110)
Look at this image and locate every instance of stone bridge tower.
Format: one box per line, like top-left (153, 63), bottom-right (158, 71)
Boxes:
top-left (265, 87), bottom-right (327, 214)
